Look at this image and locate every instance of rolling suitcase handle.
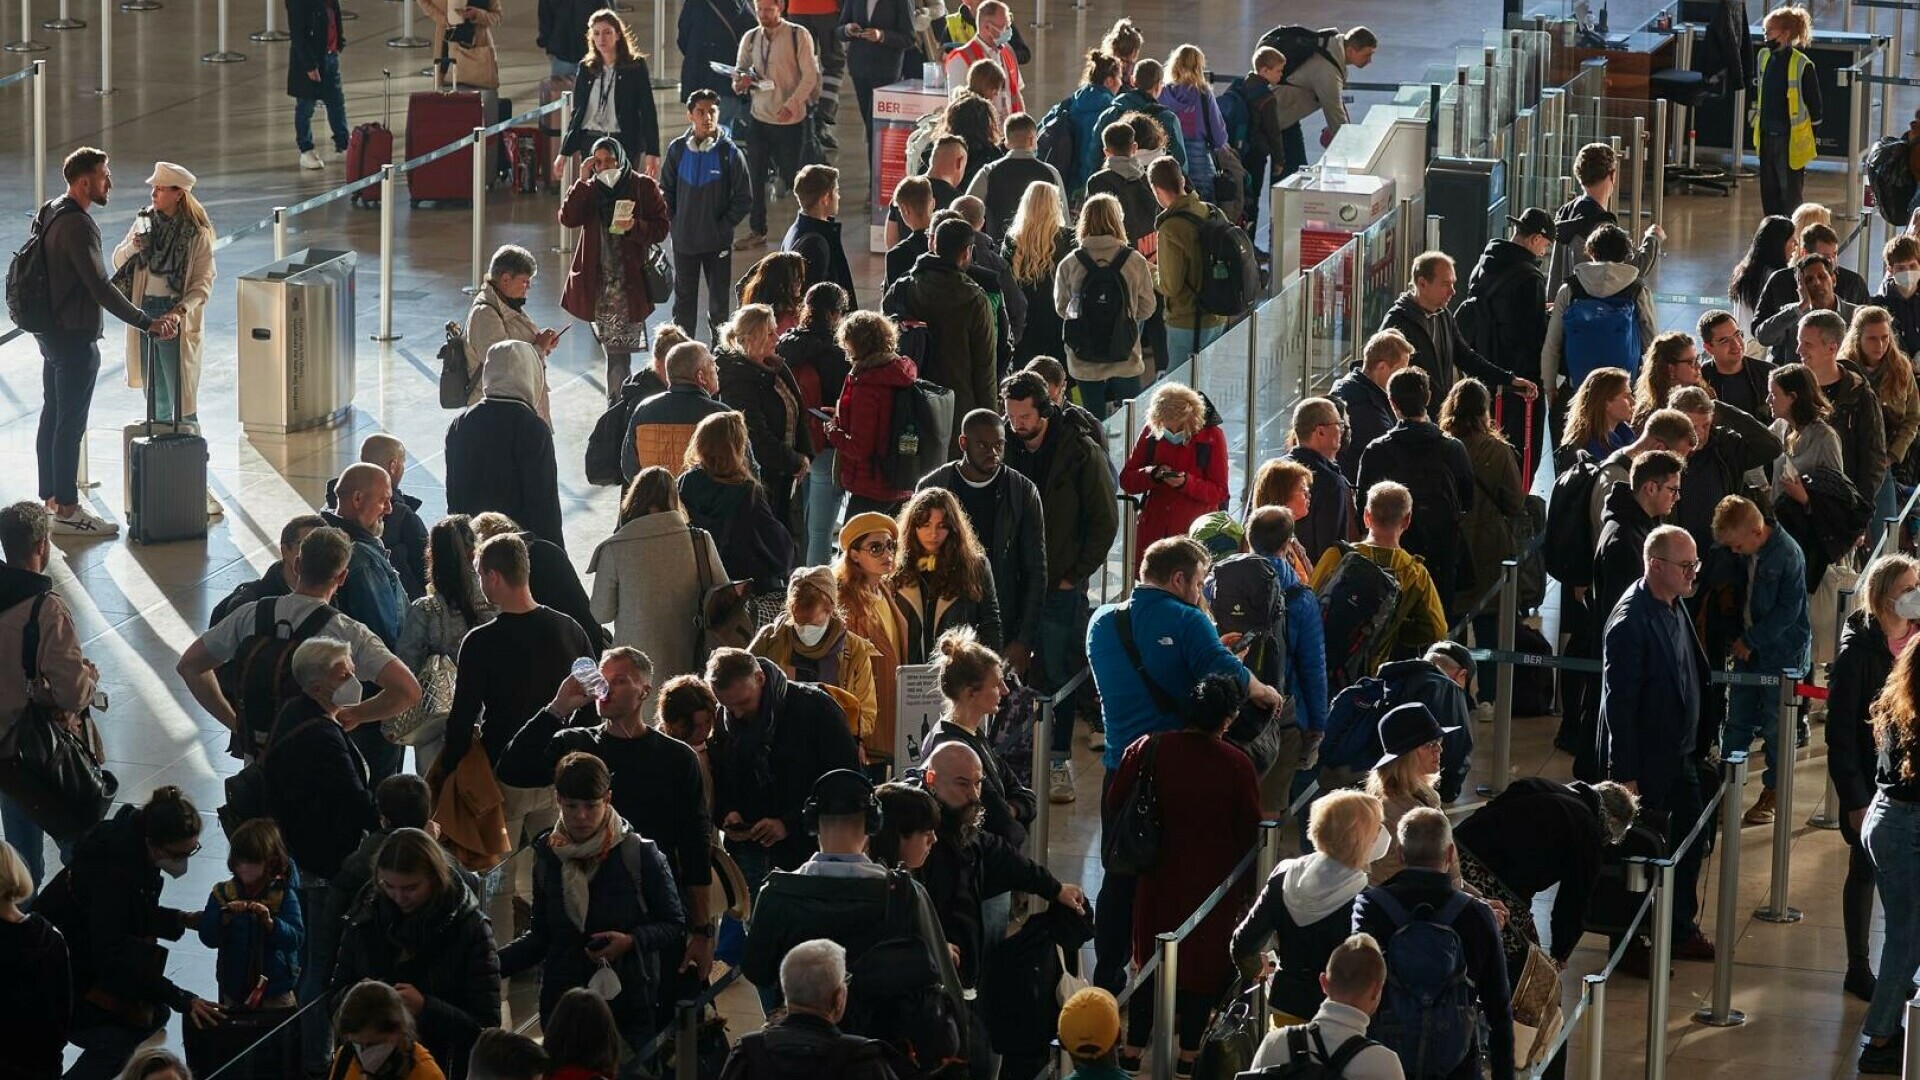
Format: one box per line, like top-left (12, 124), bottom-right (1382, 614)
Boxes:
top-left (382, 68), bottom-right (392, 128)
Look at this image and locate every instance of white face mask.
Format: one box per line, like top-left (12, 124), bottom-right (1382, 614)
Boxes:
top-left (1896, 587), bottom-right (1920, 621)
top-left (333, 675), bottom-right (364, 709)
top-left (588, 960), bottom-right (624, 1001)
top-left (355, 1042), bottom-right (398, 1074)
top-left (1895, 270), bottom-right (1920, 297)
top-left (1366, 822), bottom-right (1392, 865)
top-left (794, 621), bottom-right (831, 647)
top-left (597, 167), bottom-right (622, 189)
top-left (157, 855), bottom-right (190, 879)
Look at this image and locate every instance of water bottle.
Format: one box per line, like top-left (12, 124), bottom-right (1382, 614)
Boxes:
top-left (571, 657), bottom-right (609, 699)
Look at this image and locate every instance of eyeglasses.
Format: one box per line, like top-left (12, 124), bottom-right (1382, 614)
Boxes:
top-left (1659, 482), bottom-right (1683, 497)
top-left (1653, 555), bottom-right (1702, 575)
top-left (858, 540), bottom-right (898, 555)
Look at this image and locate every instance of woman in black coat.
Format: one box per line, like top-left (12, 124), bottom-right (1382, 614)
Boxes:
top-left (331, 829), bottom-right (501, 1080)
top-left (887, 487), bottom-right (1004, 661)
top-left (1829, 554), bottom-right (1920, 1002)
top-left (677, 0), bottom-right (755, 125)
top-left (560, 11), bottom-right (662, 177)
top-left (445, 341), bottom-right (566, 552)
top-left (717, 304), bottom-right (813, 543)
top-left (499, 753), bottom-right (686, 1058)
top-left (839, 0), bottom-right (917, 149)
top-left (0, 838), bottom-right (69, 1080)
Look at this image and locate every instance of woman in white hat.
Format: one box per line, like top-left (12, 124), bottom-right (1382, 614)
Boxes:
top-left (110, 163), bottom-right (216, 482)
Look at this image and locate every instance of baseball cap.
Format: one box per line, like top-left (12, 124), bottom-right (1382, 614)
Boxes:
top-left (1508, 207), bottom-right (1554, 237)
top-left (1058, 987), bottom-right (1122, 1058)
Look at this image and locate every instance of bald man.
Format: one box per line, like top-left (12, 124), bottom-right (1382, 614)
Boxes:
top-left (325, 434), bottom-right (428, 600)
top-left (320, 462), bottom-right (412, 781)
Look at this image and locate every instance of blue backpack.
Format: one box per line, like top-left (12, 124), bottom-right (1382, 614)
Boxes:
top-left (1320, 675), bottom-right (1390, 772)
top-left (1559, 277), bottom-right (1643, 387)
top-left (1218, 76), bottom-right (1272, 161)
top-left (1367, 889), bottom-right (1479, 1079)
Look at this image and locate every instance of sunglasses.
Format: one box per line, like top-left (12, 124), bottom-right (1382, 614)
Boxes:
top-left (858, 540), bottom-right (898, 555)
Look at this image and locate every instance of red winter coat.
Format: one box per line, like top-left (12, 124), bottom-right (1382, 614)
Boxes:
top-left (559, 170), bottom-right (670, 324)
top-left (830, 355), bottom-right (919, 503)
top-left (1118, 422), bottom-right (1231, 558)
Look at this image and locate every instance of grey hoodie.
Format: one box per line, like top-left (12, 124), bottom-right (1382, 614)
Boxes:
top-left (1277, 851), bottom-right (1371, 925)
top-left (481, 339), bottom-right (542, 407)
top-left (1542, 260), bottom-right (1660, 391)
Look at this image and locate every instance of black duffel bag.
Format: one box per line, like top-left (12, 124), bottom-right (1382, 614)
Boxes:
top-left (0, 594), bottom-right (116, 843)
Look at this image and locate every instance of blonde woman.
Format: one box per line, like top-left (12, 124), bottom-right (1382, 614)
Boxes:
top-left (1558, 366), bottom-right (1634, 464)
top-left (1003, 179), bottom-right (1074, 366)
top-left (1364, 703), bottom-right (1458, 886)
top-left (1840, 305), bottom-right (1920, 535)
top-left (834, 511), bottom-right (909, 765)
top-left (1054, 193), bottom-right (1157, 415)
top-left (1159, 45), bottom-right (1227, 194)
top-left (715, 303), bottom-right (810, 537)
top-left (1860, 553), bottom-right (1920, 1066)
top-left (1118, 383), bottom-right (1229, 555)
top-left (1756, 5), bottom-right (1816, 217)
top-left (111, 163), bottom-right (218, 505)
top-left (921, 626), bottom-right (1036, 846)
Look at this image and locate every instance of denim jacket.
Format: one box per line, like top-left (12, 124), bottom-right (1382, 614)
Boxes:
top-left (1739, 524), bottom-right (1811, 672)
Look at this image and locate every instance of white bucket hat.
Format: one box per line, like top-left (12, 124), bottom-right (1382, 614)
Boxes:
top-left (143, 161), bottom-right (197, 190)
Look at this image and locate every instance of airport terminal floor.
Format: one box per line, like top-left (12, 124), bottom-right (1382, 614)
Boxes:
top-left (0, 0), bottom-right (1904, 1075)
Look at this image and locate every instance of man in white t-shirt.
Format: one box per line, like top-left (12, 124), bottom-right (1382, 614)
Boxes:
top-left (176, 524), bottom-right (421, 761)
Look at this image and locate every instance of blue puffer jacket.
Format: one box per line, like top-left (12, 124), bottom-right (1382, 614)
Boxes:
top-left (1066, 82), bottom-right (1115, 190)
top-left (1265, 554), bottom-right (1330, 735)
top-left (199, 871), bottom-right (305, 1002)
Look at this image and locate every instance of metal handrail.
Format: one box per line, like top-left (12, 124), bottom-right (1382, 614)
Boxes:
top-left (201, 995), bottom-right (329, 1079)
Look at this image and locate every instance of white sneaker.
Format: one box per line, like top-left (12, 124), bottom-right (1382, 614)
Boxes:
top-left (1049, 762), bottom-right (1077, 804)
top-left (206, 491), bottom-right (224, 518)
top-left (299, 149), bottom-right (324, 170)
top-left (51, 506), bottom-right (119, 538)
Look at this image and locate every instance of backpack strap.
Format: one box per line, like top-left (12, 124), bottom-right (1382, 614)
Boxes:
top-left (1322, 1033), bottom-right (1380, 1076)
top-left (1365, 886), bottom-right (1413, 929)
top-left (1433, 891), bottom-right (1474, 926)
top-left (617, 834), bottom-right (654, 918)
top-left (1113, 605), bottom-right (1181, 716)
top-left (261, 712), bottom-right (334, 765)
top-left (288, 602), bottom-right (337, 643)
top-left (20, 593), bottom-right (49, 685)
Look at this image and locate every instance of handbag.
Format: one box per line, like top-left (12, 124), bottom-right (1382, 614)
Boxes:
top-left (1055, 944), bottom-right (1090, 1006)
top-left (643, 242), bottom-right (675, 305)
top-left (0, 594), bottom-right (117, 844)
top-left (384, 652), bottom-right (454, 746)
top-left (437, 321), bottom-right (470, 408)
top-left (1511, 943), bottom-right (1564, 1069)
top-left (1190, 984), bottom-right (1260, 1080)
top-left (1100, 732), bottom-right (1162, 875)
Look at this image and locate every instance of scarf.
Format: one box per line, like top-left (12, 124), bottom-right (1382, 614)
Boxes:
top-left (547, 810), bottom-right (635, 930)
top-left (591, 136), bottom-right (632, 230)
top-left (114, 208), bottom-right (192, 299)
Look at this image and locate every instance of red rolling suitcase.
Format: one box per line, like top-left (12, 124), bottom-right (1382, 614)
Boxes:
top-left (348, 72), bottom-right (395, 207)
top-left (406, 83), bottom-right (487, 206)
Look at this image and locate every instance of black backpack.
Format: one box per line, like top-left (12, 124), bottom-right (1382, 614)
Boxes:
top-left (219, 598), bottom-right (339, 761)
top-left (1394, 453), bottom-right (1466, 575)
top-left (1237, 1023), bottom-right (1376, 1079)
top-left (1259, 25), bottom-right (1341, 85)
top-left (1168, 207), bottom-right (1261, 318)
top-left (1035, 97), bottom-right (1077, 180)
top-left (840, 872), bottom-right (967, 1079)
top-left (1210, 553), bottom-right (1291, 697)
top-left (1063, 247), bottom-right (1138, 365)
top-left (882, 380), bottom-right (956, 491)
top-left (1868, 135), bottom-right (1917, 227)
top-left (728, 1029), bottom-right (889, 1080)
top-left (7, 199), bottom-right (78, 335)
top-left (584, 376), bottom-right (649, 487)
top-left (1543, 451), bottom-right (1605, 588)
top-left (1315, 543), bottom-right (1402, 692)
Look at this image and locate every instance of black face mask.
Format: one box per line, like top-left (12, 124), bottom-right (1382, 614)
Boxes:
top-left (500, 294), bottom-right (527, 312)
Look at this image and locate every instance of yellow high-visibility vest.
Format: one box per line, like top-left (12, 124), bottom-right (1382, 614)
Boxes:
top-left (1752, 46), bottom-right (1817, 170)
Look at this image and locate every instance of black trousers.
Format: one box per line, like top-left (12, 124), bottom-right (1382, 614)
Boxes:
top-left (1094, 768), bottom-right (1135, 992)
top-left (1640, 766), bottom-right (1707, 943)
top-left (747, 119), bottom-right (807, 235)
top-left (1757, 128), bottom-right (1804, 219)
top-left (35, 330), bottom-right (101, 507)
top-left (1842, 809), bottom-right (1877, 970)
top-left (672, 249), bottom-right (734, 343)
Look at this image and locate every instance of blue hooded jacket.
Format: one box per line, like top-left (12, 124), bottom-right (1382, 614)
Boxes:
top-left (1066, 82), bottom-right (1115, 190)
top-left (1264, 553), bottom-right (1330, 734)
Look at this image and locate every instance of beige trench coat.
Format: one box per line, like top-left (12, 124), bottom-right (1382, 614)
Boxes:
top-left (110, 220), bottom-right (216, 418)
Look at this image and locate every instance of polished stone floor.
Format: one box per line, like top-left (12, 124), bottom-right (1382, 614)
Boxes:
top-left (0, 0), bottom-right (1903, 1074)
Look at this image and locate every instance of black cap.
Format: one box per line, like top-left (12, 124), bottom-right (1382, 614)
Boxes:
top-left (1373, 703), bottom-right (1461, 771)
top-left (807, 769), bottom-right (877, 818)
top-left (1508, 207), bottom-right (1554, 237)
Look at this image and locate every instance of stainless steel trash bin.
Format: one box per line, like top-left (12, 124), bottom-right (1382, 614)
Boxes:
top-left (236, 248), bottom-right (358, 435)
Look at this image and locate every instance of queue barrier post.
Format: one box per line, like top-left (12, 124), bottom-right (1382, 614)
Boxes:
top-left (1846, 67), bottom-right (1869, 279)
top-left (388, 0), bottom-right (428, 48)
top-left (1645, 859), bottom-right (1675, 1080)
top-left (44, 0), bottom-right (84, 30)
top-left (651, 0), bottom-right (673, 86)
top-left (373, 165), bottom-right (401, 341)
top-left (557, 91), bottom-right (578, 254)
top-left (674, 998), bottom-right (698, 1080)
top-left (1584, 975), bottom-right (1606, 1080)
top-left (251, 0), bottom-right (288, 40)
top-left (201, 0), bottom-right (246, 62)
top-left (92, 0), bottom-right (113, 94)
top-left (1755, 677), bottom-right (1803, 924)
top-left (1695, 751), bottom-right (1749, 1027)
top-left (1256, 819), bottom-right (1283, 886)
top-left (6, 0), bottom-right (49, 52)
top-left (1030, 699), bottom-right (1053, 874)
top-left (1152, 934), bottom-right (1179, 1080)
top-left (33, 59), bottom-right (47, 207)
top-left (1650, 99), bottom-right (1666, 228)
top-left (467, 126), bottom-right (486, 295)
top-left (1242, 306), bottom-right (1258, 490)
top-left (1809, 775), bottom-right (1840, 830)
top-left (1478, 559), bottom-right (1518, 797)
top-left (272, 206), bottom-right (287, 260)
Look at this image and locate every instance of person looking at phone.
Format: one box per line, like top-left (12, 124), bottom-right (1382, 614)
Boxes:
top-left (498, 751), bottom-right (687, 1063)
top-left (466, 245), bottom-right (563, 424)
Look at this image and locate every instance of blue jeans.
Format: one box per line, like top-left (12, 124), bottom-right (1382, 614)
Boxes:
top-left (1724, 659), bottom-right (1785, 789)
top-left (1874, 471), bottom-right (1899, 549)
top-left (549, 56), bottom-right (575, 78)
top-left (138, 294), bottom-right (184, 422)
top-left (1039, 586), bottom-right (1091, 763)
top-left (293, 52), bottom-right (350, 153)
top-left (805, 449), bottom-right (842, 564)
top-left (1076, 372), bottom-right (1141, 419)
top-left (1164, 323), bottom-right (1225, 369)
top-left (1183, 136), bottom-right (1215, 194)
top-left (1865, 794), bottom-right (1920, 1038)
top-left (0, 794), bottom-right (62, 894)
top-left (36, 330), bottom-right (101, 507)
top-left (726, 842), bottom-right (781, 1014)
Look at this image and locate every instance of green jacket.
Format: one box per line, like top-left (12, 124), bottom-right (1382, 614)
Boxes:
top-left (1153, 191), bottom-right (1228, 331)
top-left (1009, 415), bottom-right (1119, 586)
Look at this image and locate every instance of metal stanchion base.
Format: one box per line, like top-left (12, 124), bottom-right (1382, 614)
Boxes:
top-left (1808, 812), bottom-right (1840, 830)
top-left (1692, 1006), bottom-right (1747, 1027)
top-left (42, 16), bottom-right (86, 28)
top-left (117, 0), bottom-right (160, 10)
top-left (201, 50), bottom-right (247, 62)
top-left (250, 28), bottom-right (290, 40)
top-left (1753, 906), bottom-right (1803, 924)
top-left (4, 40), bottom-right (50, 52)
top-left (387, 34), bottom-right (430, 47)
top-left (461, 285), bottom-right (479, 295)
top-left (371, 332), bottom-right (403, 341)
top-left (651, 76), bottom-right (674, 88)
top-left (90, 87), bottom-right (118, 95)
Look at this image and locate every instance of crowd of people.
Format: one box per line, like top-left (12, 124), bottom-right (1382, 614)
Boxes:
top-left (20, 1), bottom-right (1920, 1078)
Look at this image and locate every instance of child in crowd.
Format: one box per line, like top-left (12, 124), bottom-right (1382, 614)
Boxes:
top-left (1059, 986), bottom-right (1127, 1080)
top-left (199, 817), bottom-right (305, 1007)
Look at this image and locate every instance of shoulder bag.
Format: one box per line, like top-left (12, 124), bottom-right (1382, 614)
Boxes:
top-left (385, 651), bottom-right (455, 747)
top-left (0, 594), bottom-right (118, 844)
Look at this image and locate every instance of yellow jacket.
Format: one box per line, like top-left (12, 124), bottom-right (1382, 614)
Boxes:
top-left (1309, 542), bottom-right (1449, 673)
top-left (329, 1041), bottom-right (447, 1080)
top-left (748, 616), bottom-right (881, 741)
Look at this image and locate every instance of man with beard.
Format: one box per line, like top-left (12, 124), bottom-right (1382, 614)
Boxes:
top-left (496, 649), bottom-right (716, 994)
top-left (916, 741), bottom-right (1088, 1078)
top-left (743, 770), bottom-right (964, 1030)
top-left (321, 462), bottom-right (413, 781)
